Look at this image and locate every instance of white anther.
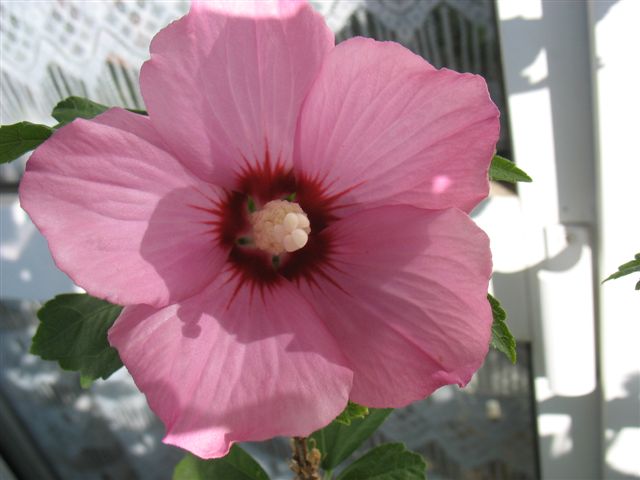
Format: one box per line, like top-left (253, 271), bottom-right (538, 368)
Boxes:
top-left (291, 229), bottom-right (308, 248)
top-left (283, 235), bottom-right (298, 252)
top-left (272, 224), bottom-right (285, 242)
top-left (250, 199), bottom-right (311, 255)
top-left (283, 212), bottom-right (299, 233)
top-left (297, 213), bottom-right (310, 229)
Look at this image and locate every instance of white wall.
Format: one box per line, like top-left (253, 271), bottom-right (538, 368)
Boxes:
top-left (498, 0), bottom-right (640, 478)
top-left (590, 1), bottom-right (640, 478)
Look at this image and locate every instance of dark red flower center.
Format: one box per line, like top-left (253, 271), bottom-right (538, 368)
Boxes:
top-left (214, 157), bottom-right (344, 289)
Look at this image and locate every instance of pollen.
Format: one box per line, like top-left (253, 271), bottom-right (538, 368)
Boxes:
top-left (250, 199), bottom-right (311, 255)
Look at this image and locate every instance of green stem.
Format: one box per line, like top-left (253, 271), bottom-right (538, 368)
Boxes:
top-left (322, 469), bottom-right (334, 480)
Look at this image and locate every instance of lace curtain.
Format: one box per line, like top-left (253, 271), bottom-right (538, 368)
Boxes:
top-left (1, 0), bottom-right (509, 183)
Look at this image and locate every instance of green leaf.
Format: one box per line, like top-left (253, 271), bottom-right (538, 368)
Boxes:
top-left (489, 155), bottom-right (532, 183)
top-left (1, 97), bottom-right (149, 164)
top-left (488, 294), bottom-right (517, 364)
top-left (31, 294), bottom-right (123, 387)
top-left (335, 401), bottom-right (370, 426)
top-left (173, 446), bottom-right (269, 480)
top-left (0, 122), bottom-right (53, 164)
top-left (603, 253), bottom-right (640, 287)
top-left (51, 96), bottom-right (110, 125)
top-left (311, 408), bottom-right (392, 471)
top-left (79, 374), bottom-right (95, 389)
top-left (51, 96), bottom-right (147, 126)
top-left (336, 443), bottom-right (426, 480)
top-left (127, 108), bottom-right (148, 116)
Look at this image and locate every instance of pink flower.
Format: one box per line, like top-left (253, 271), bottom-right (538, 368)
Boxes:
top-left (19, 0), bottom-right (499, 458)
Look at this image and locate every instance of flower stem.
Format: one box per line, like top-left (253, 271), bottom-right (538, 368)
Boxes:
top-left (289, 436), bottom-right (321, 480)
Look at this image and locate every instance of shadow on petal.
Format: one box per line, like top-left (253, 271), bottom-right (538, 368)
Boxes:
top-left (139, 378), bottom-right (343, 459)
top-left (139, 186), bottom-right (230, 306)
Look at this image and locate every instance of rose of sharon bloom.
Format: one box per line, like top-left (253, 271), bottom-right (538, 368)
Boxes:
top-left (19, 0), bottom-right (499, 458)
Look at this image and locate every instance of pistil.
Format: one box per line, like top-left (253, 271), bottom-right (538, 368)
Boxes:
top-left (250, 199), bottom-right (311, 255)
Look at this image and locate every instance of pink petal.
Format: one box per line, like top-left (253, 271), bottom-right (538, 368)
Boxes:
top-left (19, 109), bottom-right (229, 307)
top-left (140, 0), bottom-right (333, 188)
top-left (297, 205), bottom-right (492, 407)
top-left (108, 273), bottom-right (352, 458)
top-left (295, 37), bottom-right (500, 214)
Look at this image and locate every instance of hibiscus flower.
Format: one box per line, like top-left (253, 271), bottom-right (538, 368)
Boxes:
top-left (19, 0), bottom-right (499, 458)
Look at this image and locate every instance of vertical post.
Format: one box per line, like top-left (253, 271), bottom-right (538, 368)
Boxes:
top-left (496, 0), bottom-right (601, 478)
top-left (588, 1), bottom-right (640, 478)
